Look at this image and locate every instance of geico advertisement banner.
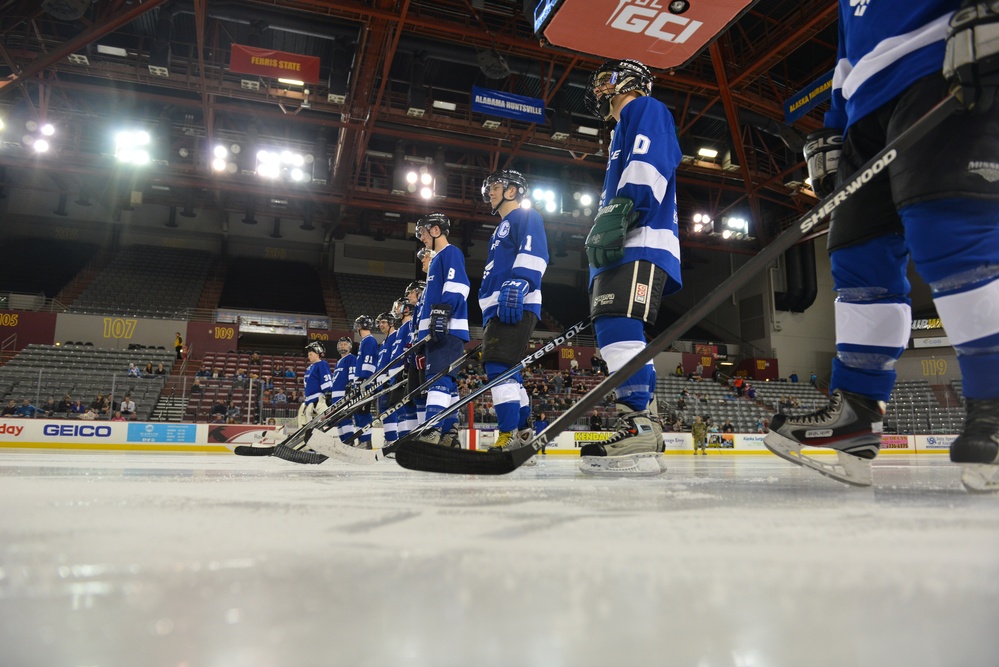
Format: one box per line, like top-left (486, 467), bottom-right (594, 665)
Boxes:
top-left (0, 420), bottom-right (125, 443)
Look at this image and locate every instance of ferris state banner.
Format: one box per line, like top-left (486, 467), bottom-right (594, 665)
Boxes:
top-left (229, 44), bottom-right (320, 84)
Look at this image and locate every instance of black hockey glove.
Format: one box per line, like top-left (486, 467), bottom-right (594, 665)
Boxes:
top-left (429, 303), bottom-right (452, 342)
top-left (803, 128), bottom-right (842, 198)
top-left (944, 0), bottom-right (999, 113)
top-left (585, 197), bottom-right (638, 269)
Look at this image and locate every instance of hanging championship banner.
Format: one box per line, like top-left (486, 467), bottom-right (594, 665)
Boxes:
top-left (471, 87), bottom-right (547, 123)
top-left (229, 44), bottom-right (320, 84)
top-left (784, 69), bottom-right (834, 124)
top-left (533, 0), bottom-right (759, 70)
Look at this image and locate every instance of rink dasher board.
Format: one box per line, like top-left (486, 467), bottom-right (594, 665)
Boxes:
top-left (0, 420), bottom-right (954, 455)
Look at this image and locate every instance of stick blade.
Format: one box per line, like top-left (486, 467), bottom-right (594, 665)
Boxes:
top-left (395, 440), bottom-right (525, 475)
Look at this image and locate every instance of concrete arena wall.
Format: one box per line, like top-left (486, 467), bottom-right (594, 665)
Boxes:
top-left (0, 420), bottom-right (951, 455)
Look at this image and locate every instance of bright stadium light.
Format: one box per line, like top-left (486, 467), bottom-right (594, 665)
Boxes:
top-left (579, 193), bottom-right (593, 207)
top-left (420, 186), bottom-right (433, 199)
top-left (115, 130), bottom-right (151, 165)
top-left (212, 157), bottom-right (228, 172)
top-left (33, 138), bottom-right (50, 153)
top-left (40, 123), bottom-right (55, 137)
top-left (213, 145), bottom-right (228, 159)
top-left (521, 199), bottom-right (533, 209)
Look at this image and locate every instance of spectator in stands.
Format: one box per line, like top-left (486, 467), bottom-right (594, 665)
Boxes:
top-left (2, 400), bottom-right (17, 416)
top-left (211, 367), bottom-right (223, 379)
top-left (591, 353), bottom-right (602, 375)
top-left (287, 389), bottom-right (300, 404)
top-left (695, 361), bottom-right (703, 378)
top-left (260, 374), bottom-right (273, 391)
top-left (569, 358), bottom-right (580, 373)
top-left (250, 351), bottom-right (261, 365)
top-left (195, 364), bottom-right (211, 378)
top-left (273, 389), bottom-right (287, 403)
top-left (174, 332), bottom-right (184, 360)
top-left (533, 412), bottom-right (549, 455)
top-left (210, 411), bottom-right (225, 424)
top-left (41, 398), bottom-right (56, 417)
top-left (111, 411), bottom-right (126, 422)
top-left (144, 361), bottom-right (155, 376)
top-left (120, 394), bottom-right (135, 420)
top-left (675, 362), bottom-right (684, 377)
top-left (191, 379), bottom-right (204, 393)
top-left (71, 400), bottom-right (86, 416)
top-left (127, 363), bottom-right (141, 378)
top-left (756, 416), bottom-right (768, 433)
top-left (211, 400), bottom-right (227, 419)
top-left (234, 368), bottom-right (248, 388)
top-left (91, 393), bottom-right (106, 414)
top-left (284, 366), bottom-right (296, 379)
top-left (589, 411), bottom-right (603, 431)
top-left (155, 363), bottom-right (167, 376)
top-left (809, 371), bottom-right (817, 387)
top-left (733, 376), bottom-right (745, 397)
top-left (574, 380), bottom-right (586, 395)
top-left (56, 394), bottom-right (73, 416)
top-left (552, 372), bottom-right (564, 395)
top-left (746, 384), bottom-right (757, 400)
top-left (15, 399), bottom-right (38, 418)
top-left (79, 406), bottom-right (97, 420)
top-left (789, 370), bottom-right (799, 383)
top-left (226, 400), bottom-right (241, 423)
top-left (722, 419), bottom-right (735, 433)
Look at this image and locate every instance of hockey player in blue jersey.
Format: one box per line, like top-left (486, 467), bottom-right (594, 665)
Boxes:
top-left (413, 213), bottom-right (470, 448)
top-left (394, 296), bottom-right (419, 438)
top-left (765, 1), bottom-right (999, 491)
top-left (578, 59), bottom-right (682, 476)
top-left (351, 315), bottom-right (380, 449)
top-left (374, 311), bottom-right (400, 448)
top-left (298, 340), bottom-right (333, 428)
top-left (479, 169), bottom-right (549, 458)
top-left (403, 278), bottom-right (428, 432)
top-left (328, 336), bottom-right (357, 440)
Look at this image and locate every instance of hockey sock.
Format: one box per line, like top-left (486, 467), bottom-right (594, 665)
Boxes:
top-left (489, 380), bottom-right (521, 433)
top-left (518, 385), bottom-right (531, 430)
top-left (354, 412), bottom-right (373, 445)
top-left (594, 315), bottom-right (654, 412)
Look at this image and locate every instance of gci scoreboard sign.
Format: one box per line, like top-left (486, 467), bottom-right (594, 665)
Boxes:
top-left (533, 0), bottom-right (759, 70)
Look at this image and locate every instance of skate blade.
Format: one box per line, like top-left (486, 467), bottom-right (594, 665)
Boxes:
top-left (578, 453), bottom-right (665, 477)
top-left (960, 463), bottom-right (999, 494)
top-left (764, 432), bottom-right (873, 487)
top-left (308, 431), bottom-right (384, 465)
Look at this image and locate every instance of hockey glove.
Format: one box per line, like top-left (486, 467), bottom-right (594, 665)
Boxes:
top-left (944, 1), bottom-right (999, 113)
top-left (429, 303), bottom-right (452, 342)
top-left (415, 355), bottom-right (427, 371)
top-left (803, 128), bottom-right (842, 198)
top-left (497, 279), bottom-right (528, 325)
top-left (585, 197), bottom-right (638, 269)
top-left (297, 401), bottom-right (316, 427)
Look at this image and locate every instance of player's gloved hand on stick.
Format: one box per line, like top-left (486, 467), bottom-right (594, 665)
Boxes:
top-left (297, 400), bottom-right (315, 427)
top-left (945, 0), bottom-right (999, 113)
top-left (429, 303), bottom-right (451, 342)
top-left (497, 279), bottom-right (528, 325)
top-left (585, 197), bottom-right (638, 268)
top-left (803, 128), bottom-right (842, 198)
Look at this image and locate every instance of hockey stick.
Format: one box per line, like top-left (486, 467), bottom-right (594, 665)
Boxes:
top-left (305, 343), bottom-right (483, 464)
top-left (390, 317), bottom-right (592, 455)
top-left (233, 335), bottom-right (430, 457)
top-left (395, 90), bottom-right (964, 475)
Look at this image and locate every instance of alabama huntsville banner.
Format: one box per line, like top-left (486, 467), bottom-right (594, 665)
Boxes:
top-left (229, 44), bottom-right (320, 84)
top-left (471, 87), bottom-right (547, 123)
top-left (784, 70), bottom-right (834, 124)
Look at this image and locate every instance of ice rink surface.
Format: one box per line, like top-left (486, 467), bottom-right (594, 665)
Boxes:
top-left (1, 450), bottom-right (997, 667)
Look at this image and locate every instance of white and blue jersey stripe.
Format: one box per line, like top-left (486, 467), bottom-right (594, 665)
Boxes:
top-left (329, 353), bottom-right (356, 402)
top-left (479, 207), bottom-right (549, 323)
top-left (303, 359), bottom-right (332, 405)
top-left (593, 95), bottom-right (682, 296)
top-left (418, 244), bottom-right (470, 342)
top-left (826, 1), bottom-right (960, 131)
top-left (354, 334), bottom-right (379, 380)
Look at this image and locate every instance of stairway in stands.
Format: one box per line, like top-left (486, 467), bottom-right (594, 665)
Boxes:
top-left (53, 251), bottom-right (114, 307)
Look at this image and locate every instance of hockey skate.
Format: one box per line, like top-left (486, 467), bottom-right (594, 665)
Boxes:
top-left (487, 430), bottom-right (537, 466)
top-left (412, 426), bottom-right (461, 449)
top-left (764, 389), bottom-right (885, 487)
top-left (949, 398), bottom-right (999, 493)
top-left (579, 404), bottom-right (666, 476)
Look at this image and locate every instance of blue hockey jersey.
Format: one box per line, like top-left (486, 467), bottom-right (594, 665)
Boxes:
top-left (594, 95), bottom-right (682, 297)
top-left (826, 0), bottom-right (960, 131)
top-left (376, 330), bottom-right (398, 373)
top-left (418, 244), bottom-right (470, 342)
top-left (479, 207), bottom-right (549, 323)
top-left (329, 353), bottom-right (356, 402)
top-left (354, 334), bottom-right (379, 380)
top-left (303, 359), bottom-right (333, 405)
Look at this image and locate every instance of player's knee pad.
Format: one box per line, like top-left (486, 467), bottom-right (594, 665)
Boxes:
top-left (482, 313), bottom-right (538, 367)
top-left (590, 260), bottom-right (666, 325)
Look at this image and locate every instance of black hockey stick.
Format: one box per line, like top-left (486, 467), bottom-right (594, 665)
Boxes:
top-left (394, 90), bottom-right (964, 475)
top-left (391, 317), bottom-right (591, 456)
top-left (305, 343), bottom-right (483, 464)
top-left (233, 335), bottom-right (429, 457)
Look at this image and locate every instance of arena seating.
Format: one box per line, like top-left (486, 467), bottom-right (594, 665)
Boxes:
top-left (0, 343), bottom-right (173, 420)
top-left (68, 245), bottom-right (213, 318)
top-left (335, 274), bottom-right (413, 324)
top-left (187, 351), bottom-right (309, 423)
top-left (887, 379), bottom-right (964, 434)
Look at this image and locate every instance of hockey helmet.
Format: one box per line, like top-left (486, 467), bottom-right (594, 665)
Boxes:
top-left (354, 314), bottom-right (374, 332)
top-left (416, 212), bottom-right (451, 238)
top-left (405, 280), bottom-right (426, 298)
top-left (393, 298), bottom-right (412, 320)
top-left (375, 311), bottom-right (394, 330)
top-left (305, 340), bottom-right (326, 357)
top-left (585, 59), bottom-right (654, 121)
top-left (481, 169), bottom-right (529, 214)
top-left (336, 336), bottom-right (352, 355)
top-left (417, 247), bottom-right (436, 262)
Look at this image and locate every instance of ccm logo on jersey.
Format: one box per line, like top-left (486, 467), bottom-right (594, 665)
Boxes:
top-left (43, 424), bottom-right (113, 438)
top-left (608, 1), bottom-right (704, 44)
top-left (0, 423), bottom-right (24, 437)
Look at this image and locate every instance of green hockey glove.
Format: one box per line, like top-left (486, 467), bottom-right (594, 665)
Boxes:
top-left (585, 197), bottom-right (638, 269)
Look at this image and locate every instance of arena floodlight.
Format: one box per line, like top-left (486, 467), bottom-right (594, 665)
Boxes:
top-left (419, 186), bottom-right (433, 199)
top-left (545, 200), bottom-right (557, 213)
top-left (579, 193), bottom-right (593, 207)
top-left (212, 157), bottom-right (228, 172)
top-left (114, 130), bottom-right (152, 165)
top-left (698, 147), bottom-right (718, 159)
top-left (40, 123), bottom-right (55, 137)
top-left (291, 168), bottom-right (306, 182)
top-left (213, 145), bottom-right (228, 159)
top-left (33, 138), bottom-right (50, 153)
top-left (406, 171), bottom-right (418, 184)
top-left (521, 199), bottom-right (533, 209)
